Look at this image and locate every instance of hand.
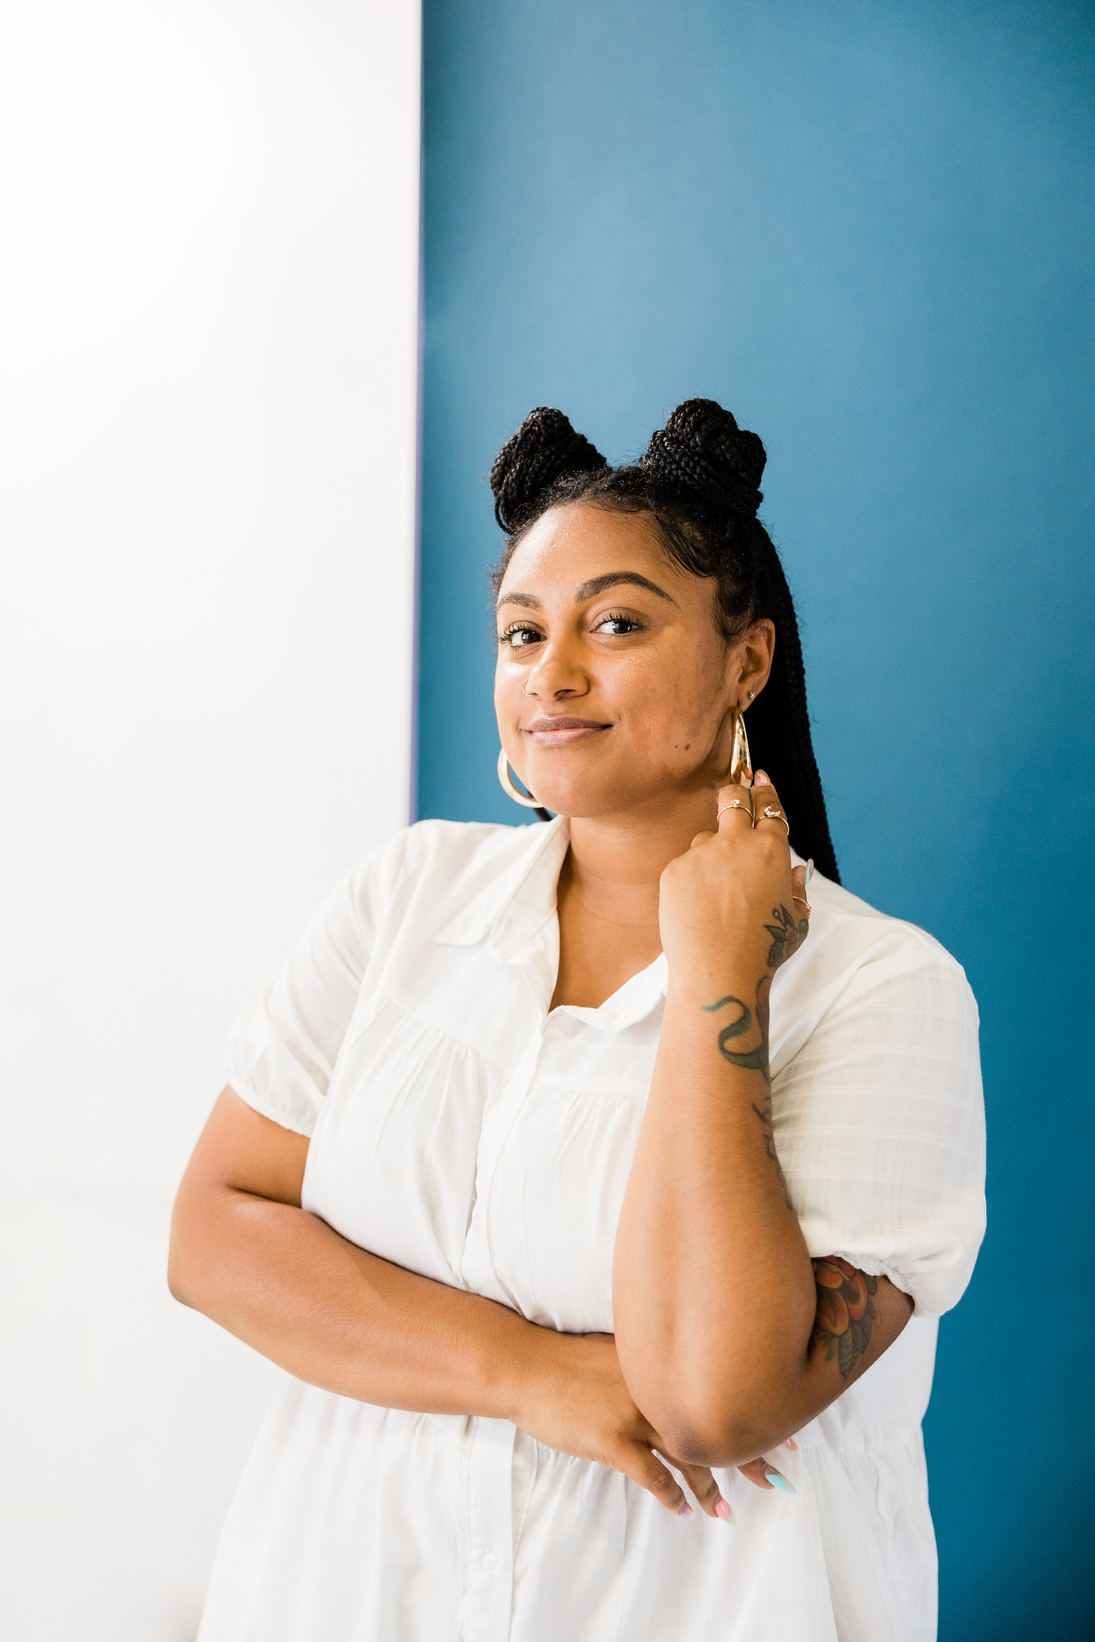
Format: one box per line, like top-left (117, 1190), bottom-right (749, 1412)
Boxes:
top-left (658, 771), bottom-right (809, 989)
top-left (508, 1328), bottom-right (794, 1522)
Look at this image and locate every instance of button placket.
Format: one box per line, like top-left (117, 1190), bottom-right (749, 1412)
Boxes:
top-left (477, 1027), bottom-right (557, 1308)
top-left (463, 1415), bottom-right (517, 1642)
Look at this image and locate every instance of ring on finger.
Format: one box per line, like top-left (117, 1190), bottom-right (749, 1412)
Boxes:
top-left (792, 894), bottom-right (811, 914)
top-left (717, 799), bottom-right (753, 821)
top-left (756, 804), bottom-right (790, 835)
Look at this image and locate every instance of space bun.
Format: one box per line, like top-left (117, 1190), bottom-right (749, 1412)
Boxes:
top-left (489, 407), bottom-right (609, 534)
top-left (639, 398), bottom-right (766, 519)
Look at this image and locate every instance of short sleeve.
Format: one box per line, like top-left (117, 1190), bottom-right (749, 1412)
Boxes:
top-left (224, 832), bottom-right (408, 1137)
top-left (774, 935), bottom-right (986, 1319)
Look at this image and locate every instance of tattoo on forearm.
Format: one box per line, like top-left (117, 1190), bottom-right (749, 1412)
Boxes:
top-left (701, 993), bottom-right (768, 1071)
top-left (749, 1078), bottom-right (793, 1211)
top-left (703, 976), bottom-right (793, 1210)
top-left (809, 1258), bottom-right (878, 1378)
top-left (698, 901), bottom-right (807, 1209)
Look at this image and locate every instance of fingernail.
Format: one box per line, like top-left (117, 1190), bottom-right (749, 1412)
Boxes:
top-left (764, 1468), bottom-right (796, 1495)
top-left (805, 859), bottom-right (814, 885)
top-left (784, 1437), bottom-right (798, 1451)
top-left (678, 1501), bottom-right (695, 1518)
top-left (755, 769), bottom-right (771, 785)
top-left (714, 1497), bottom-right (737, 1524)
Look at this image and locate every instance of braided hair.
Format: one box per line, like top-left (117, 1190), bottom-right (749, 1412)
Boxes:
top-left (490, 399), bottom-right (839, 882)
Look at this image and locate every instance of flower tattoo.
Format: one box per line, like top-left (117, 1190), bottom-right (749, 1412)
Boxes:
top-left (763, 903), bottom-right (808, 969)
top-left (809, 1258), bottom-right (879, 1378)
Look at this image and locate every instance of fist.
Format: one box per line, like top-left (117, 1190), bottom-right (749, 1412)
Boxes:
top-left (658, 772), bottom-right (810, 987)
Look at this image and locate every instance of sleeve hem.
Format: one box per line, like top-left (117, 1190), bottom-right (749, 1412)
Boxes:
top-left (823, 1251), bottom-right (946, 1320)
top-left (226, 1077), bottom-right (317, 1140)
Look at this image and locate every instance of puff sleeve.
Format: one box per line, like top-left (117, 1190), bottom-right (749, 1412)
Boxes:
top-left (224, 830), bottom-right (410, 1137)
top-left (773, 929), bottom-right (986, 1319)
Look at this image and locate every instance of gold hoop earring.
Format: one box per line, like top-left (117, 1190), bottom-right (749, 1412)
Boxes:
top-left (497, 747), bottom-right (542, 809)
top-left (729, 708), bottom-right (754, 788)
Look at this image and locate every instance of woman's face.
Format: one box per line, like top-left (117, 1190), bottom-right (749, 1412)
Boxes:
top-left (494, 503), bottom-right (773, 819)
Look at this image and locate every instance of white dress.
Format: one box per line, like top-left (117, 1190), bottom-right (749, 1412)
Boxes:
top-left (198, 816), bottom-right (985, 1642)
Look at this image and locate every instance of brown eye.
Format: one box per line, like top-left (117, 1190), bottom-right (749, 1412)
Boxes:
top-left (595, 613), bottom-right (641, 636)
top-left (499, 624), bottom-right (543, 648)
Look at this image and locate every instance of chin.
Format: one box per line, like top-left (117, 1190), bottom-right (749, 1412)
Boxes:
top-left (531, 780), bottom-right (642, 820)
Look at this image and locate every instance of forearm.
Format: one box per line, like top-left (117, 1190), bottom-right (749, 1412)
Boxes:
top-left (614, 965), bottom-right (817, 1461)
top-left (169, 1185), bottom-right (546, 1419)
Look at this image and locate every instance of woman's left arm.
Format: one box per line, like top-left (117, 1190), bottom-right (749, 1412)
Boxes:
top-left (613, 774), bottom-right (913, 1470)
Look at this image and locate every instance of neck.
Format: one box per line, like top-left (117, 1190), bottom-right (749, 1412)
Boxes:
top-left (563, 788), bottom-right (721, 925)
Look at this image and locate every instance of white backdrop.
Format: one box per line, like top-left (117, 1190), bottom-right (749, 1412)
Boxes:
top-left (0, 2), bottom-right (421, 1635)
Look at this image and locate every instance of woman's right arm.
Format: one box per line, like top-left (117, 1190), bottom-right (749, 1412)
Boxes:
top-left (169, 1087), bottom-right (548, 1418)
top-left (168, 1088), bottom-right (729, 1518)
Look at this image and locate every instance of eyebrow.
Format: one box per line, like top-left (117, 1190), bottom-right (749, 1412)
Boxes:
top-left (495, 572), bottom-right (677, 612)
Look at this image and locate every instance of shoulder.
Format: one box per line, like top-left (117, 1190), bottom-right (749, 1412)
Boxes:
top-left (342, 816), bottom-right (551, 942)
top-left (771, 865), bottom-right (979, 1074)
top-left (804, 867), bottom-right (975, 1001)
top-left (397, 816), bottom-right (544, 872)
top-left (384, 816), bottom-right (547, 895)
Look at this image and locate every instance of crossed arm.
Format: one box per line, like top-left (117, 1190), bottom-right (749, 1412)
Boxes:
top-left (613, 867), bottom-right (913, 1467)
top-left (170, 1073), bottom-right (910, 1517)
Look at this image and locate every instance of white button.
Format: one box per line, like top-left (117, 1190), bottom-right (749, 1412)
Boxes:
top-left (482, 1550), bottom-right (499, 1573)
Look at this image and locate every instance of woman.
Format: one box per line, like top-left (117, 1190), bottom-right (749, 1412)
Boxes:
top-left (171, 399), bottom-right (985, 1642)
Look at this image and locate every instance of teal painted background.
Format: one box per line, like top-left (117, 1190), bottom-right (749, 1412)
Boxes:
top-left (419, 2), bottom-right (1095, 1634)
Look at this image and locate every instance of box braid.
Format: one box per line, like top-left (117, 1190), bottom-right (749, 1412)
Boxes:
top-left (490, 399), bottom-right (839, 881)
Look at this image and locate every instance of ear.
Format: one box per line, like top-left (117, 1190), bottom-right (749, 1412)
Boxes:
top-left (727, 618), bottom-right (775, 703)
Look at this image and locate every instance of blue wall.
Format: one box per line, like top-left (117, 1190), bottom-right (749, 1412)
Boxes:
top-left (420, 3), bottom-right (1095, 1635)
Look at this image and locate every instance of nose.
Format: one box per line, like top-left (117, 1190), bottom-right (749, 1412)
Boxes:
top-left (521, 635), bottom-right (589, 700)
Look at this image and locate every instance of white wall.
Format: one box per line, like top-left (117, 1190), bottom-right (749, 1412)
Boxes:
top-left (0, 2), bottom-right (421, 1635)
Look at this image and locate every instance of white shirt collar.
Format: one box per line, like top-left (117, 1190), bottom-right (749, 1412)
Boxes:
top-left (433, 815), bottom-right (805, 1030)
top-left (434, 816), bottom-right (670, 1030)
top-left (433, 815), bottom-right (571, 961)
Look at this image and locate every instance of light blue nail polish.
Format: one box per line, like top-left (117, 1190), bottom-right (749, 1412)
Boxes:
top-left (764, 1468), bottom-right (796, 1495)
top-left (805, 859), bottom-right (815, 886)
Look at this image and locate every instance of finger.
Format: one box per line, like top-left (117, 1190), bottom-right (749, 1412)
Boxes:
top-left (790, 863), bottom-right (811, 919)
top-left (714, 782), bottom-right (754, 833)
top-left (762, 1462), bottom-right (796, 1494)
top-left (611, 1440), bottom-right (695, 1518)
top-left (737, 1457), bottom-right (774, 1490)
top-left (673, 1461), bottom-right (733, 1523)
top-left (738, 1449), bottom-right (799, 1491)
top-left (751, 771), bottom-right (791, 841)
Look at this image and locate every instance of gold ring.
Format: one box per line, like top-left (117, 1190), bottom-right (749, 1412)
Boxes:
top-left (756, 805), bottom-right (790, 834)
top-left (792, 894), bottom-right (811, 913)
top-left (717, 800), bottom-right (753, 821)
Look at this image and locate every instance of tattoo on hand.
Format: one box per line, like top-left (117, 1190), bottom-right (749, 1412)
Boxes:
top-left (764, 903), bottom-right (809, 969)
top-left (699, 900), bottom-right (807, 1075)
top-left (809, 1258), bottom-right (878, 1378)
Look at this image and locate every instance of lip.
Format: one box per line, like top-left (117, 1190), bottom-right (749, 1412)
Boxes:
top-left (524, 716), bottom-right (611, 745)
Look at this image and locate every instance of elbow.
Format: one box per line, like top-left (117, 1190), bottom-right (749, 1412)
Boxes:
top-left (653, 1405), bottom-right (765, 1470)
top-left (166, 1234), bottom-right (198, 1309)
top-left (620, 1328), bottom-right (812, 1466)
top-left (167, 1172), bottom-right (236, 1313)
top-left (633, 1366), bottom-right (795, 1467)
top-left (167, 1192), bottom-right (214, 1312)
